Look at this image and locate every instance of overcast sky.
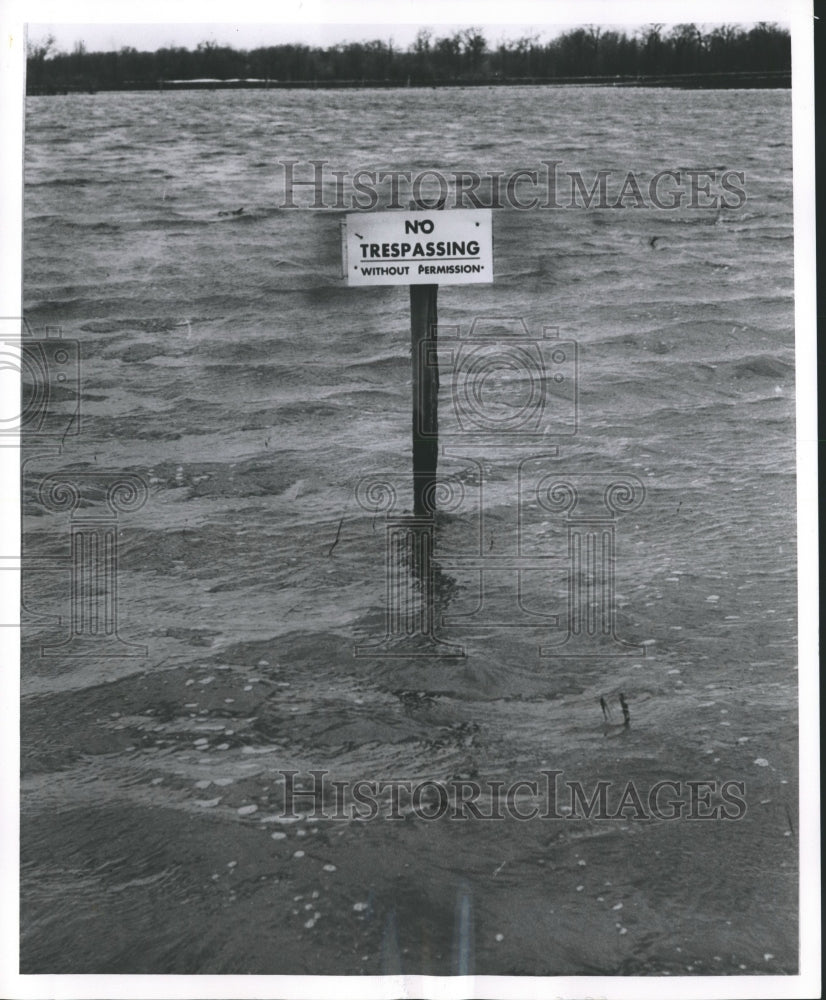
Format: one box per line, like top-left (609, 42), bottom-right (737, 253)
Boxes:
top-left (26, 22), bottom-right (583, 54)
top-left (27, 19), bottom-right (777, 55)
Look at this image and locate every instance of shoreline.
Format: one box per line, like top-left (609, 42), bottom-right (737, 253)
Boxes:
top-left (27, 70), bottom-right (791, 96)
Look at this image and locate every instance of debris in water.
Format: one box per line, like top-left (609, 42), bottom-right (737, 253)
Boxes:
top-left (754, 758), bottom-right (769, 767)
top-left (238, 804), bottom-right (258, 816)
top-left (323, 864), bottom-right (337, 872)
top-left (619, 693), bottom-right (630, 727)
top-left (327, 517), bottom-right (345, 557)
top-left (271, 832), bottom-right (287, 840)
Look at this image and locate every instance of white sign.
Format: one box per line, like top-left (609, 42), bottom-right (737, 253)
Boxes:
top-left (343, 209), bottom-right (493, 287)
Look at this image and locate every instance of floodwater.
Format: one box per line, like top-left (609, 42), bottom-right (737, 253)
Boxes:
top-left (20, 86), bottom-right (797, 975)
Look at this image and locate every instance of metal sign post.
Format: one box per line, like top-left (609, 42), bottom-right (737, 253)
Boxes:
top-left (409, 282), bottom-right (438, 515)
top-left (343, 209), bottom-right (493, 514)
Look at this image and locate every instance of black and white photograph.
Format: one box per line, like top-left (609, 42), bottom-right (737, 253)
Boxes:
top-left (0, 0), bottom-right (818, 997)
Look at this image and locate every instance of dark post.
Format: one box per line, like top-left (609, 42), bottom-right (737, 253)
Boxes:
top-left (410, 283), bottom-right (439, 516)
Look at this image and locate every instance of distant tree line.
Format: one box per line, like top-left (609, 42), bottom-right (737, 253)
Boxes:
top-left (26, 23), bottom-right (791, 93)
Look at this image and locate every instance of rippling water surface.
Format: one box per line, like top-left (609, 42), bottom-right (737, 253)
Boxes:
top-left (21, 86), bottom-right (797, 976)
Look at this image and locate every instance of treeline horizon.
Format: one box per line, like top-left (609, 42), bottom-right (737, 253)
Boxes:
top-left (27, 23), bottom-right (790, 92)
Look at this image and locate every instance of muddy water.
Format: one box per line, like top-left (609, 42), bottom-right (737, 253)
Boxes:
top-left (21, 85), bottom-right (797, 975)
